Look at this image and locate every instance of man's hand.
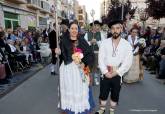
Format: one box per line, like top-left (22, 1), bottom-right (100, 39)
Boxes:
top-left (111, 71), bottom-right (118, 77)
top-left (90, 38), bottom-right (97, 44)
top-left (80, 62), bottom-right (85, 69)
top-left (105, 71), bottom-right (118, 79)
top-left (105, 72), bottom-right (113, 78)
top-left (161, 55), bottom-right (165, 59)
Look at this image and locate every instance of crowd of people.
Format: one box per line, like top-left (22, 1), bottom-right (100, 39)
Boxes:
top-left (0, 26), bottom-right (51, 84)
top-left (142, 26), bottom-right (165, 79)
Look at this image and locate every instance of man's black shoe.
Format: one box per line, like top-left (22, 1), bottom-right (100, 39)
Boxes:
top-left (51, 72), bottom-right (56, 75)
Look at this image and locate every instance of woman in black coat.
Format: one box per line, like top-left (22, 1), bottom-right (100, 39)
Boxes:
top-left (57, 22), bottom-right (95, 114)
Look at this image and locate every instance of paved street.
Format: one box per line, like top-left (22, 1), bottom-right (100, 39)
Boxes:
top-left (0, 63), bottom-right (44, 98)
top-left (0, 65), bottom-right (165, 114)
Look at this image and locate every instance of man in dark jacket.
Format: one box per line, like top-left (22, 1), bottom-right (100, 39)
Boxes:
top-left (48, 23), bottom-right (57, 75)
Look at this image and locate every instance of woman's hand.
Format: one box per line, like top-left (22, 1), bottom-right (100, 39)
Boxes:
top-left (80, 62), bottom-right (85, 69)
top-left (55, 48), bottom-right (61, 55)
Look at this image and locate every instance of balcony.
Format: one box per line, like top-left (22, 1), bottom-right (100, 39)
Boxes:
top-left (0, 0), bottom-right (4, 4)
top-left (40, 1), bottom-right (50, 13)
top-left (5, 0), bottom-right (27, 4)
top-left (61, 0), bottom-right (68, 7)
top-left (27, 0), bottom-right (41, 10)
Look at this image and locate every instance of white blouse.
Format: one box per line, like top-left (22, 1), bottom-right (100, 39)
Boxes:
top-left (127, 35), bottom-right (139, 54)
top-left (98, 38), bottom-right (133, 77)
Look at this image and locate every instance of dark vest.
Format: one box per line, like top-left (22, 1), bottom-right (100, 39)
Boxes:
top-left (87, 32), bottom-right (101, 51)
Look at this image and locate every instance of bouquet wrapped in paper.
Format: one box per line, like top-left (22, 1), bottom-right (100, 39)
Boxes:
top-left (72, 48), bottom-right (83, 64)
top-left (133, 38), bottom-right (146, 55)
top-left (72, 47), bottom-right (90, 85)
top-left (138, 38), bottom-right (146, 48)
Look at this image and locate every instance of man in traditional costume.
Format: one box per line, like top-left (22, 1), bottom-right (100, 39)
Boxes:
top-left (84, 20), bottom-right (107, 85)
top-left (95, 20), bottom-right (133, 114)
top-left (48, 23), bottom-right (57, 75)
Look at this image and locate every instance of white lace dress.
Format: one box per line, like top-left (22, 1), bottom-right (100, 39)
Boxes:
top-left (123, 35), bottom-right (140, 83)
top-left (59, 62), bottom-right (90, 114)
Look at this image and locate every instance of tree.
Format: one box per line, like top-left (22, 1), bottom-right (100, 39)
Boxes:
top-left (102, 0), bottom-right (136, 24)
top-left (146, 0), bottom-right (165, 20)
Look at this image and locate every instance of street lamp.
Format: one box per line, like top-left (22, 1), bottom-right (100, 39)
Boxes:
top-left (140, 11), bottom-right (149, 33)
top-left (104, 0), bottom-right (106, 16)
top-left (90, 9), bottom-right (95, 24)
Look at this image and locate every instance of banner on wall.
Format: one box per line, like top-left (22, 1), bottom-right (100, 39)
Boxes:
top-left (27, 15), bottom-right (37, 27)
top-left (20, 14), bottom-right (36, 29)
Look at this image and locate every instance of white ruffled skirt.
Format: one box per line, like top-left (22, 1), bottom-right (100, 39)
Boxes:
top-left (59, 62), bottom-right (90, 114)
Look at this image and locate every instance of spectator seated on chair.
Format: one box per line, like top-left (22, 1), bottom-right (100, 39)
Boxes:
top-left (6, 39), bottom-right (27, 71)
top-left (158, 40), bottom-right (165, 79)
top-left (20, 39), bottom-right (33, 64)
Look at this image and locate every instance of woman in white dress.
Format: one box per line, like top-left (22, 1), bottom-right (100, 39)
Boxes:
top-left (123, 28), bottom-right (145, 83)
top-left (57, 22), bottom-right (95, 114)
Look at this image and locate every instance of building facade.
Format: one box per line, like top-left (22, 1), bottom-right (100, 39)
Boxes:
top-left (77, 5), bottom-right (87, 27)
top-left (0, 0), bottom-right (58, 30)
top-left (0, 0), bottom-right (88, 30)
top-left (100, 0), bottom-right (110, 17)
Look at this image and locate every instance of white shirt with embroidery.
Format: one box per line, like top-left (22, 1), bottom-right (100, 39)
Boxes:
top-left (127, 35), bottom-right (139, 54)
top-left (98, 38), bottom-right (133, 77)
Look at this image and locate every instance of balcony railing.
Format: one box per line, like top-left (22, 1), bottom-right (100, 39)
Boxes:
top-left (40, 1), bottom-right (50, 13)
top-left (27, 0), bottom-right (41, 10)
top-left (0, 0), bottom-right (4, 4)
top-left (5, 0), bottom-right (27, 4)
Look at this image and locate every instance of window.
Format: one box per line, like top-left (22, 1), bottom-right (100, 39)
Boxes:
top-left (78, 15), bottom-right (83, 20)
top-left (5, 20), bottom-right (12, 29)
top-left (4, 12), bottom-right (20, 30)
top-left (78, 10), bottom-right (83, 14)
top-left (4, 12), bottom-right (18, 20)
top-left (13, 21), bottom-right (19, 30)
top-left (79, 22), bottom-right (84, 27)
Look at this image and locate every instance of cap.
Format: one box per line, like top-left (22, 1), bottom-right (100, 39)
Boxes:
top-left (60, 19), bottom-right (69, 27)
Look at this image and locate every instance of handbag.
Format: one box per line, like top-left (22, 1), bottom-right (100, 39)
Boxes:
top-left (0, 64), bottom-right (6, 79)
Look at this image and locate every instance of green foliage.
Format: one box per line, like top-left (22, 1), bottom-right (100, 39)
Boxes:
top-left (146, 0), bottom-right (165, 19)
top-left (102, 0), bottom-right (136, 24)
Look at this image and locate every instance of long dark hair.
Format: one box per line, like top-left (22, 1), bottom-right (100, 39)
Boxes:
top-left (70, 22), bottom-right (78, 53)
top-left (69, 21), bottom-right (79, 29)
top-left (61, 21), bottom-right (80, 54)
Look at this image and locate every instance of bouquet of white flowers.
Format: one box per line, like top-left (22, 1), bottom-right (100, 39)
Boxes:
top-left (133, 38), bottom-right (146, 55)
top-left (138, 38), bottom-right (146, 48)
